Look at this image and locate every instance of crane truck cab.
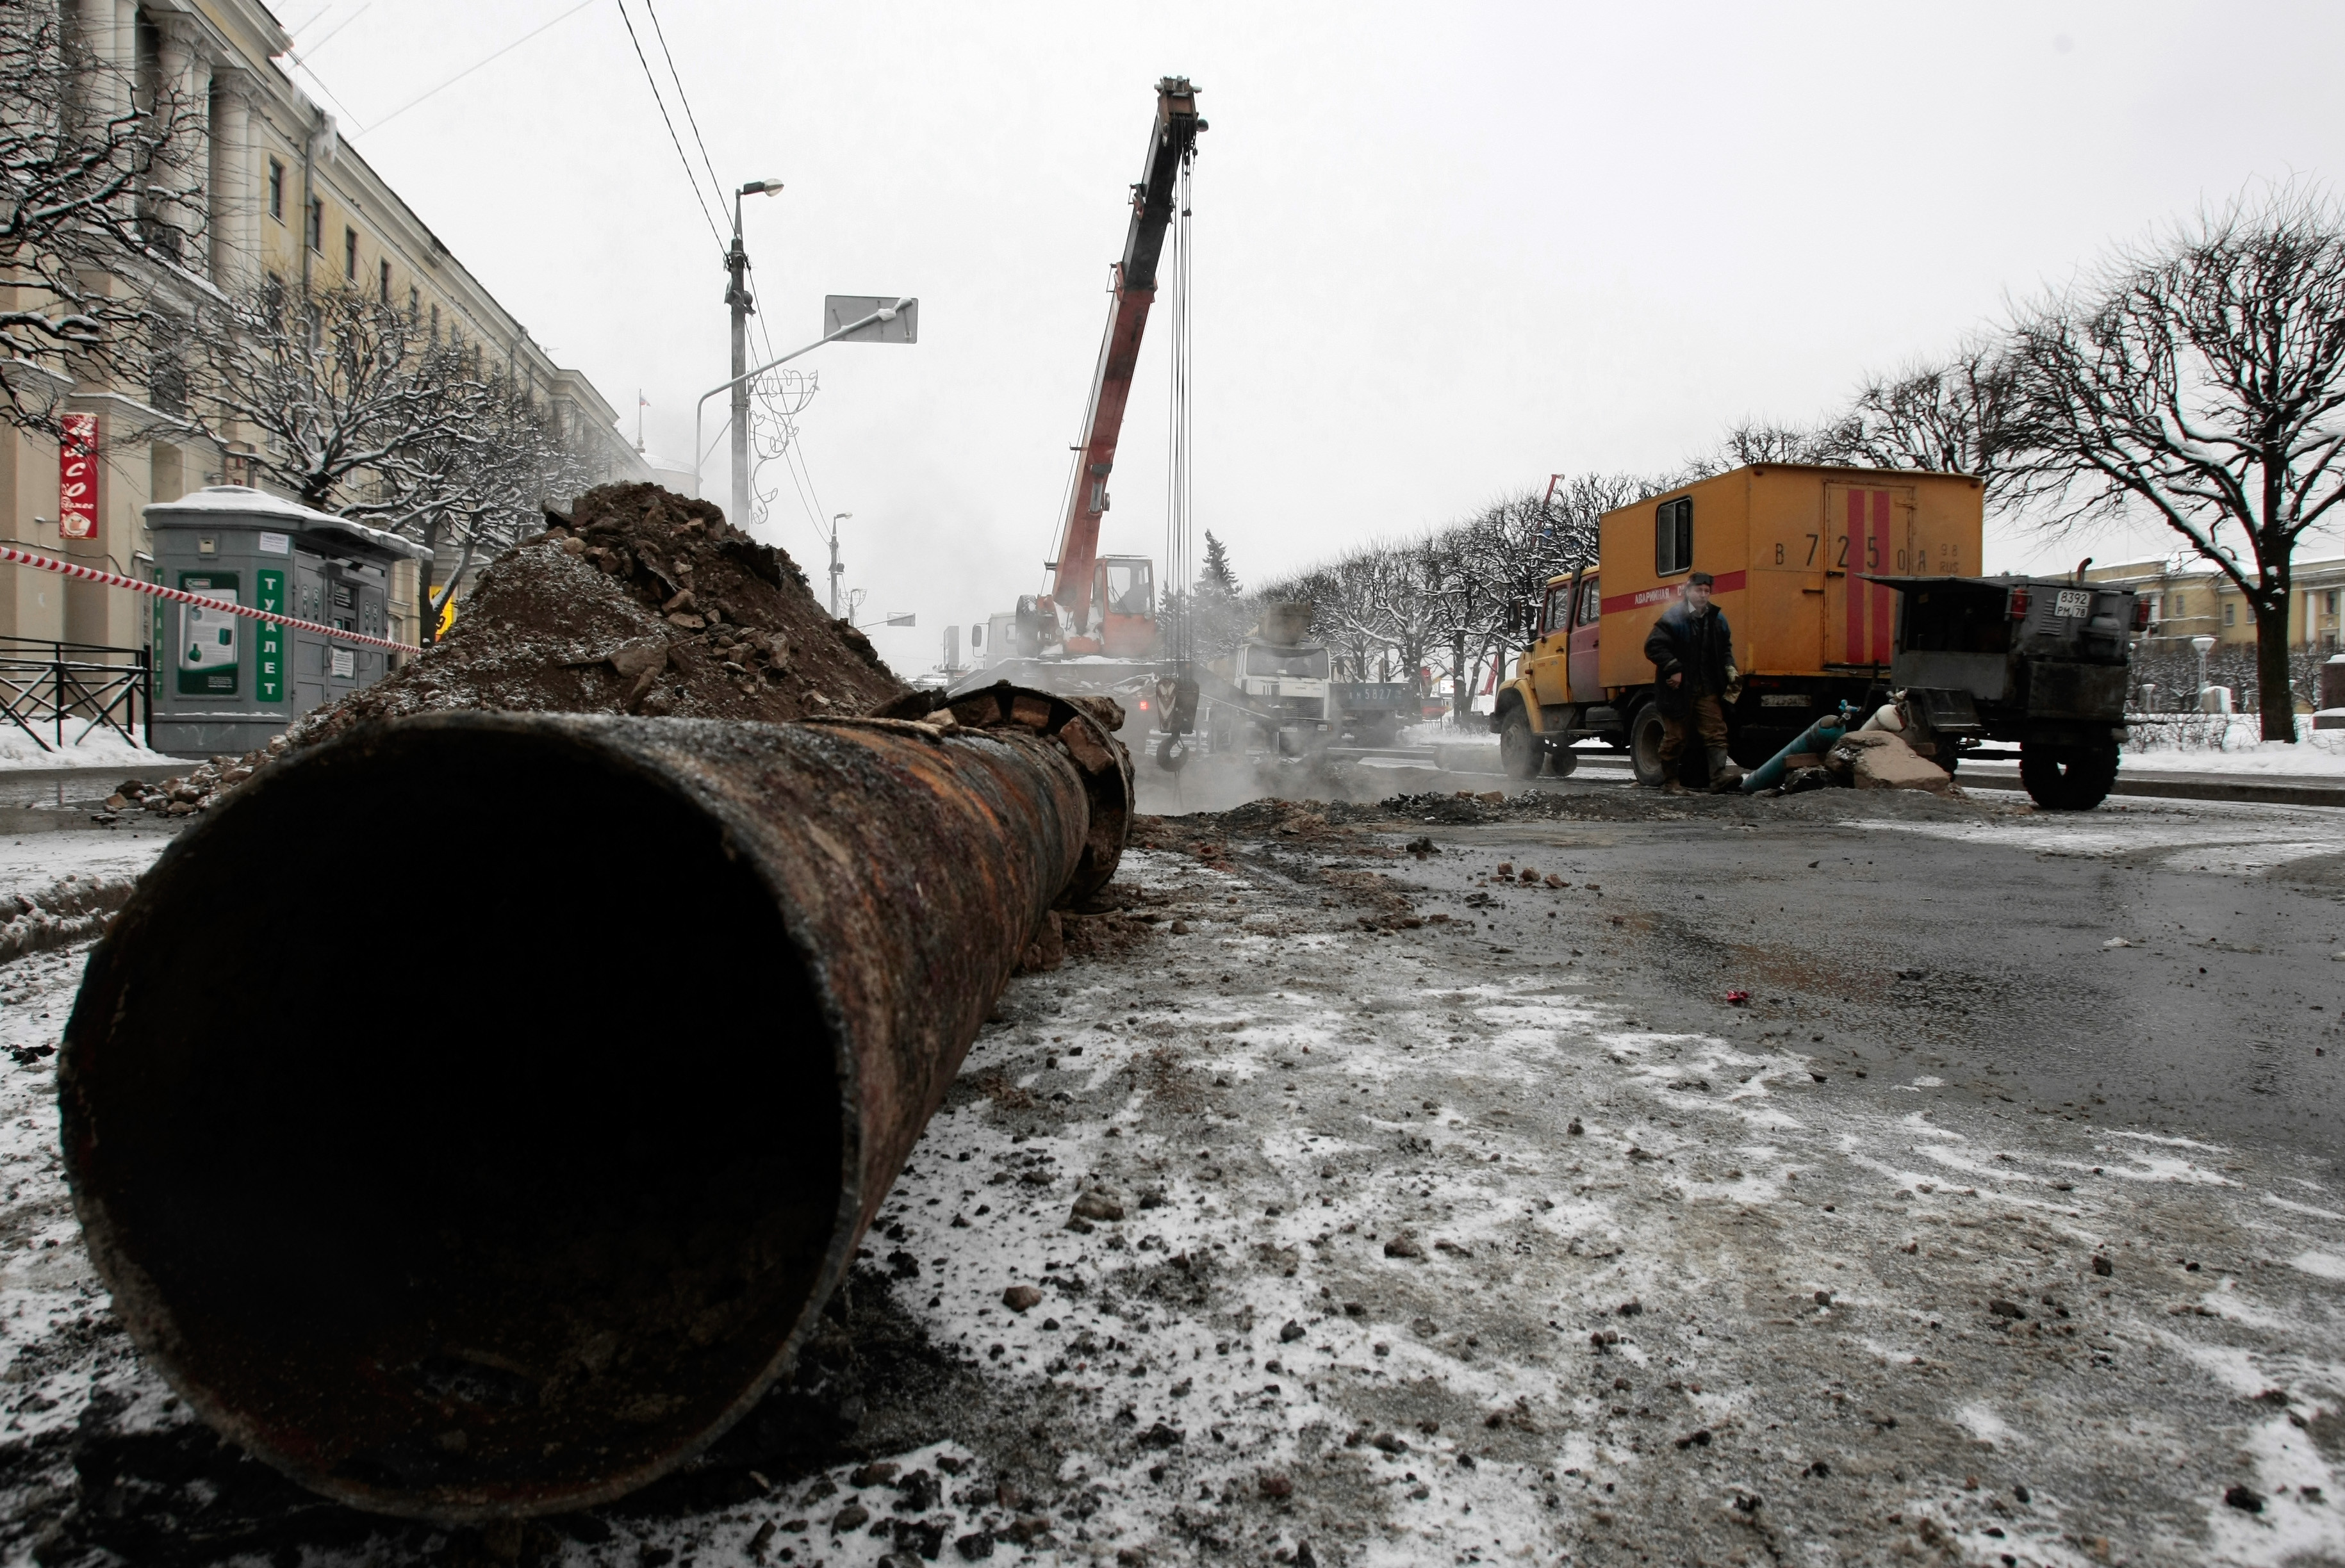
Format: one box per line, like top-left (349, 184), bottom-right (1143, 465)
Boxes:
top-left (1492, 464), bottom-right (1988, 786)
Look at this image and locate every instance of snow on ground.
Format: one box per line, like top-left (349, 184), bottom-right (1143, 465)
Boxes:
top-left (0, 730), bottom-right (168, 774)
top-left (1845, 797), bottom-right (2345, 883)
top-left (0, 815), bottom-right (2339, 1565)
top-left (0, 830), bottom-right (170, 907)
top-left (2123, 722), bottom-right (2345, 776)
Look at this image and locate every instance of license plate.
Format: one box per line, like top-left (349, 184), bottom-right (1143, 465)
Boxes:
top-left (1761, 693), bottom-right (1810, 708)
top-left (2054, 589), bottom-right (2091, 617)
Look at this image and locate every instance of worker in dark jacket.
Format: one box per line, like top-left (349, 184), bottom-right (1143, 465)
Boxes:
top-left (1643, 572), bottom-right (1744, 791)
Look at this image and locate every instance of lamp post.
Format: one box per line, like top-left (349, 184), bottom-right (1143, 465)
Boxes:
top-left (827, 513), bottom-right (850, 619)
top-left (692, 296), bottom-right (918, 527)
top-left (727, 179), bottom-right (784, 531)
top-left (2192, 634), bottom-right (2218, 713)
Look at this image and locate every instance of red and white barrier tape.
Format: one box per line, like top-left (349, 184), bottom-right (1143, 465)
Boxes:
top-left (0, 544), bottom-right (422, 655)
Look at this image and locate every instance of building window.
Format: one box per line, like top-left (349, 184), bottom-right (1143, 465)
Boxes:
top-left (2223, 601), bottom-right (2236, 628)
top-left (429, 302), bottom-right (439, 342)
top-left (2170, 592), bottom-right (2185, 618)
top-left (267, 159), bottom-right (284, 221)
top-left (345, 227), bottom-right (358, 282)
top-left (306, 197), bottom-right (322, 252)
top-left (379, 258), bottom-right (391, 302)
top-left (407, 284), bottom-right (419, 323)
top-left (2326, 591), bottom-right (2339, 616)
top-left (1654, 497), bottom-right (1693, 576)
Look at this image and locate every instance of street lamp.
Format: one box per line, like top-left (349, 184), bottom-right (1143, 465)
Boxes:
top-left (2191, 634), bottom-right (2222, 714)
top-left (691, 296), bottom-right (919, 526)
top-left (723, 178), bottom-right (785, 532)
top-left (827, 512), bottom-right (850, 619)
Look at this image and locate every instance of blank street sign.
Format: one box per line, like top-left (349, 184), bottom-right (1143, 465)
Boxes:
top-left (823, 296), bottom-right (919, 345)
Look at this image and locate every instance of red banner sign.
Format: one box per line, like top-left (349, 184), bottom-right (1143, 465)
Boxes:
top-left (58, 413), bottom-right (97, 539)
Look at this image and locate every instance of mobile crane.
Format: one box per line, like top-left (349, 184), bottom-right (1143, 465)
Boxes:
top-left (966, 78), bottom-right (1203, 699)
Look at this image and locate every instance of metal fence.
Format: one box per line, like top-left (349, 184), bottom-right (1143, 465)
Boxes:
top-left (0, 637), bottom-right (150, 753)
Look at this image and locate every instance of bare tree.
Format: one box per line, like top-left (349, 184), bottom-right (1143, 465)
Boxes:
top-left (1702, 420), bottom-right (1850, 474)
top-left (183, 282), bottom-right (589, 641)
top-left (1691, 344), bottom-right (2023, 502)
top-left (2007, 190), bottom-right (2345, 740)
top-left (184, 282), bottom-right (454, 510)
top-left (1836, 342), bottom-right (2028, 500)
top-left (350, 364), bottom-right (591, 637)
top-left (1, 3), bottom-right (206, 435)
top-left (1364, 539), bottom-right (1450, 700)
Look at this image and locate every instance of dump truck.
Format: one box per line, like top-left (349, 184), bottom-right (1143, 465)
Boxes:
top-left (1877, 573), bottom-right (2147, 808)
top-left (1493, 464), bottom-right (1986, 785)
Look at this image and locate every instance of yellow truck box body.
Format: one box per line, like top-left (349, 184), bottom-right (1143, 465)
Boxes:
top-left (1592, 465), bottom-right (1985, 690)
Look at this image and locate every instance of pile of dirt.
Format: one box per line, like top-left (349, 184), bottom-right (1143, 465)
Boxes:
top-left (151, 484), bottom-right (907, 816)
top-left (297, 482), bottom-right (905, 746)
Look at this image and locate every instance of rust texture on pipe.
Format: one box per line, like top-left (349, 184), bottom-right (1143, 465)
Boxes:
top-left (60, 690), bottom-right (1129, 1523)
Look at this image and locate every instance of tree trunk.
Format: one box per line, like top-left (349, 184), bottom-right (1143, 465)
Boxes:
top-left (2255, 594), bottom-right (2298, 742)
top-left (1451, 632), bottom-right (1468, 725)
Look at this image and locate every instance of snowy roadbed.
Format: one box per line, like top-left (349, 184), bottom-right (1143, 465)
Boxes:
top-left (0, 824), bottom-right (2336, 1565)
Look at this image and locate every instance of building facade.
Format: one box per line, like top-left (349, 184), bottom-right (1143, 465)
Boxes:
top-left (2084, 554), bottom-right (2345, 653)
top-left (2, 0), bottom-right (646, 652)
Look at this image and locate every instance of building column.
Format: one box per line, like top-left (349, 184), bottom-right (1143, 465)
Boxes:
top-left (154, 17), bottom-right (211, 268)
top-left (75, 0), bottom-right (128, 113)
top-left (209, 70), bottom-right (251, 285)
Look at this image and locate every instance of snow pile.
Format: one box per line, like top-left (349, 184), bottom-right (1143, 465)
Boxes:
top-left (0, 727), bottom-right (165, 773)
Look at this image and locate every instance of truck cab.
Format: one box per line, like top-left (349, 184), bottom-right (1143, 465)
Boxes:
top-left (1499, 568), bottom-right (1604, 776)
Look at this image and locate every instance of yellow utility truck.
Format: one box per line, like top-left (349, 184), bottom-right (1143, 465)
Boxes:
top-left (1493, 464), bottom-right (1986, 785)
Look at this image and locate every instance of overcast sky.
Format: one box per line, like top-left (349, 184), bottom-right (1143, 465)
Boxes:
top-left (288, 0), bottom-right (2345, 673)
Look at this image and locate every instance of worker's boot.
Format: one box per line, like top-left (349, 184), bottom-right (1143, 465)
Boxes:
top-left (1706, 748), bottom-right (1747, 792)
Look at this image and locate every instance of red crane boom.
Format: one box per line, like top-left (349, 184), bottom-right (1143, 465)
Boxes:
top-left (1045, 77), bottom-right (1203, 651)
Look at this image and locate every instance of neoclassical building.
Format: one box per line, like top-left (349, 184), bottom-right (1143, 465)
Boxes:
top-left (1, 0), bottom-right (646, 651)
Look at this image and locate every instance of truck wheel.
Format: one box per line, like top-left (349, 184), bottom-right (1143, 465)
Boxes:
top-left (1629, 705), bottom-right (1670, 788)
top-left (1547, 745), bottom-right (1580, 778)
top-left (2020, 742), bottom-right (2118, 810)
top-left (1499, 710), bottom-right (1543, 779)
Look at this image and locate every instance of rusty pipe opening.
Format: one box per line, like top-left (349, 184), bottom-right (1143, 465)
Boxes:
top-left (62, 700), bottom-right (1126, 1522)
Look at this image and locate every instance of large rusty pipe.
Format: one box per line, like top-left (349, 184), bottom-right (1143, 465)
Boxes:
top-left (59, 685), bottom-right (1130, 1523)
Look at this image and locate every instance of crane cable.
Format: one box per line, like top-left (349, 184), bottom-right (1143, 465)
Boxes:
top-left (1162, 154), bottom-right (1194, 662)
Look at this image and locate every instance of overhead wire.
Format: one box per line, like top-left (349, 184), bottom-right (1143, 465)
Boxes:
top-left (367, 0), bottom-right (598, 133)
top-left (612, 0), bottom-right (726, 259)
top-left (623, 0), bottom-right (833, 561)
top-left (641, 0), bottom-right (733, 216)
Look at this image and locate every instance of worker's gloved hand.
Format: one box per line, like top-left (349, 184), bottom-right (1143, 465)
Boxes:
top-left (1723, 664), bottom-right (1743, 701)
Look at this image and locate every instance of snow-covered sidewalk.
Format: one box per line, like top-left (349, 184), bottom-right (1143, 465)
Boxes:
top-left (2123, 723), bottom-right (2345, 776)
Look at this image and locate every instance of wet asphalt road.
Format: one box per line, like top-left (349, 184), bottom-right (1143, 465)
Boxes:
top-left (1392, 797), bottom-right (2345, 1160)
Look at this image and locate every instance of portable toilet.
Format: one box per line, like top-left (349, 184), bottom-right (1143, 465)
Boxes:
top-left (143, 487), bottom-right (430, 757)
